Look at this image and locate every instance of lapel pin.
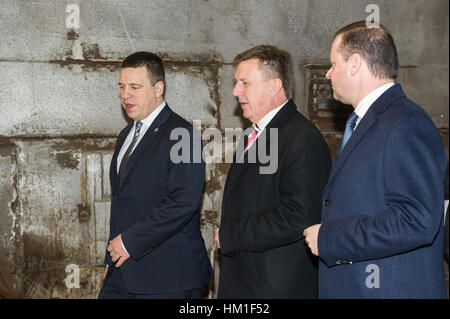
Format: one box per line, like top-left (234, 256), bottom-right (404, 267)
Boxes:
top-left (154, 128), bottom-right (158, 133)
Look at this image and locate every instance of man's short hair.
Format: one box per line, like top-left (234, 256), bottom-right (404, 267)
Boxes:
top-left (233, 45), bottom-right (294, 99)
top-left (335, 21), bottom-right (398, 80)
top-left (121, 51), bottom-right (165, 85)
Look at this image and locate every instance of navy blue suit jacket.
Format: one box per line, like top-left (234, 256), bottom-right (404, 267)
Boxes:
top-left (105, 104), bottom-right (213, 294)
top-left (318, 84), bottom-right (447, 298)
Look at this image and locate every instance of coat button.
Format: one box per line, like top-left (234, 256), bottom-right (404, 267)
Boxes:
top-left (324, 199), bottom-right (330, 207)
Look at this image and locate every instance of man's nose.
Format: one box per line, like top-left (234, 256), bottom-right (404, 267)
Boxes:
top-left (121, 88), bottom-right (130, 99)
top-left (232, 83), bottom-right (241, 97)
top-left (325, 68), bottom-right (331, 80)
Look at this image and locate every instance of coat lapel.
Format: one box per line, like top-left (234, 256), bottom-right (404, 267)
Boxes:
top-left (224, 128), bottom-right (252, 190)
top-left (110, 123), bottom-right (133, 193)
top-left (327, 109), bottom-right (377, 184)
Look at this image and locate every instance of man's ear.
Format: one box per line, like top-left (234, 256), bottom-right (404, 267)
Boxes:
top-left (270, 78), bottom-right (283, 96)
top-left (155, 80), bottom-right (164, 97)
top-left (349, 53), bottom-right (363, 77)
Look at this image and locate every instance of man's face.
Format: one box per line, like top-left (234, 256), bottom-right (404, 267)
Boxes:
top-left (118, 66), bottom-right (163, 121)
top-left (232, 59), bottom-right (273, 124)
top-left (325, 35), bottom-right (353, 105)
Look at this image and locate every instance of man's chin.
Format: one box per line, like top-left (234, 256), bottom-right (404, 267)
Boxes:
top-left (241, 107), bottom-right (253, 119)
top-left (333, 93), bottom-right (345, 104)
top-left (242, 112), bottom-right (253, 123)
top-left (125, 111), bottom-right (139, 121)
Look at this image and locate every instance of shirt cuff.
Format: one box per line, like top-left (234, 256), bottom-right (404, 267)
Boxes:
top-left (121, 238), bottom-right (129, 255)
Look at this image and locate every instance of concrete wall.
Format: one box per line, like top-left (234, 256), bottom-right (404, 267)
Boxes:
top-left (0, 0), bottom-right (448, 298)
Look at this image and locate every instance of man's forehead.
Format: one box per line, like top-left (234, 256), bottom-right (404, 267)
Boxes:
top-left (119, 66), bottom-right (151, 82)
top-left (237, 58), bottom-right (260, 69)
top-left (235, 59), bottom-right (261, 78)
top-left (331, 35), bottom-right (344, 51)
top-left (329, 36), bottom-right (343, 60)
top-left (120, 66), bottom-right (150, 76)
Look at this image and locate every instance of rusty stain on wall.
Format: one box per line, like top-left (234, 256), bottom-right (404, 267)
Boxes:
top-left (0, 256), bottom-right (20, 299)
top-left (0, 138), bottom-right (13, 157)
top-left (76, 204), bottom-right (90, 223)
top-left (53, 151), bottom-right (80, 170)
top-left (204, 163), bottom-right (229, 196)
top-left (52, 138), bottom-right (116, 152)
top-left (203, 210), bottom-right (219, 221)
top-left (80, 43), bottom-right (102, 61)
top-left (21, 232), bottom-right (66, 298)
top-left (66, 30), bottom-right (79, 41)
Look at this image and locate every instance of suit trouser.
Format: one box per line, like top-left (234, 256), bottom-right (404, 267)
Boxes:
top-left (98, 266), bottom-right (201, 299)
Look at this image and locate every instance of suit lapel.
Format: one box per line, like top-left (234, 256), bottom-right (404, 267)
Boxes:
top-left (118, 105), bottom-right (172, 188)
top-left (224, 128), bottom-right (252, 190)
top-left (111, 123), bottom-right (133, 193)
top-left (327, 109), bottom-right (377, 184)
top-left (324, 84), bottom-right (405, 192)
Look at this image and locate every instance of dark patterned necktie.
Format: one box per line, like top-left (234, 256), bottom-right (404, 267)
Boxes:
top-left (118, 121), bottom-right (143, 183)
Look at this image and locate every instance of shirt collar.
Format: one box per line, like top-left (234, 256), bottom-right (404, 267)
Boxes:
top-left (137, 101), bottom-right (166, 128)
top-left (354, 82), bottom-right (395, 120)
top-left (255, 99), bottom-right (289, 131)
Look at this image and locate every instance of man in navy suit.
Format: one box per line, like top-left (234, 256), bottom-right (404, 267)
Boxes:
top-left (304, 22), bottom-right (447, 298)
top-left (98, 52), bottom-right (213, 298)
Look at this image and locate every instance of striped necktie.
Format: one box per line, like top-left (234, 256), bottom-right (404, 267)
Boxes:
top-left (119, 121), bottom-right (143, 183)
top-left (244, 124), bottom-right (260, 151)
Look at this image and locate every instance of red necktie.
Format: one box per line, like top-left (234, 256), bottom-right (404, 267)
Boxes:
top-left (245, 125), bottom-right (259, 150)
